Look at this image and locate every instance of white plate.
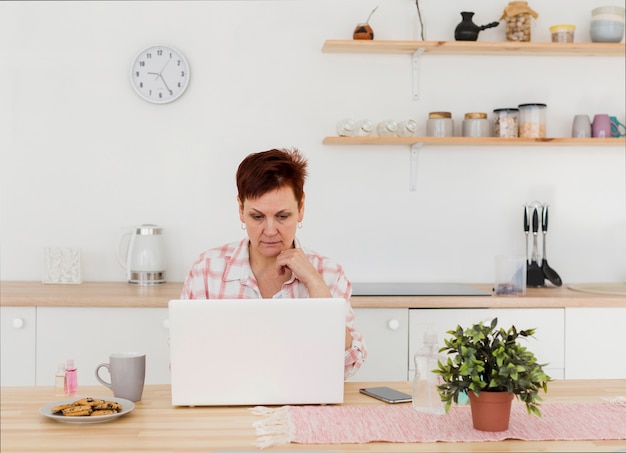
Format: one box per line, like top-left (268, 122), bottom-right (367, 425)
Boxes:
top-left (39, 396), bottom-right (135, 424)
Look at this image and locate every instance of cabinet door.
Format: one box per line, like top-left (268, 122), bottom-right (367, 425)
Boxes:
top-left (409, 308), bottom-right (565, 380)
top-left (348, 308), bottom-right (409, 382)
top-left (1, 307), bottom-right (37, 386)
top-left (565, 307), bottom-right (626, 379)
top-left (36, 307), bottom-right (171, 386)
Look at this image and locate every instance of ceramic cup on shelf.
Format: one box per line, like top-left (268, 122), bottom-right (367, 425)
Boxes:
top-left (592, 114), bottom-right (612, 138)
top-left (571, 114), bottom-right (592, 138)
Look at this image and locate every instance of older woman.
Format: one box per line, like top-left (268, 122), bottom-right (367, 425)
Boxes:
top-left (181, 148), bottom-right (367, 379)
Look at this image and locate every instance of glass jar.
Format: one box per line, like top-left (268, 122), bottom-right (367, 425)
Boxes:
top-left (426, 112), bottom-right (454, 137)
top-left (336, 118), bottom-right (355, 137)
top-left (377, 120), bottom-right (398, 137)
top-left (500, 1), bottom-right (539, 42)
top-left (518, 103), bottom-right (547, 138)
top-left (355, 119), bottom-right (374, 137)
top-left (462, 112), bottom-right (491, 137)
top-left (550, 24), bottom-right (575, 42)
top-left (397, 119), bottom-right (418, 137)
top-left (493, 108), bottom-right (519, 138)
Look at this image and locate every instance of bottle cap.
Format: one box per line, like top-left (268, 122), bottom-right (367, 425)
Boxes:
top-left (66, 359), bottom-right (75, 370)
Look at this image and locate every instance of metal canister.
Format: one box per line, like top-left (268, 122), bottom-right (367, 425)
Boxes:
top-left (426, 112), bottom-right (454, 137)
top-left (462, 112), bottom-right (491, 137)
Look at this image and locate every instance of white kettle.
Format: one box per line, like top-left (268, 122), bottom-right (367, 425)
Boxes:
top-left (117, 224), bottom-right (166, 285)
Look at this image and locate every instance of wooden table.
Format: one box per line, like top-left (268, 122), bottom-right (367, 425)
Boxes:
top-left (1, 380), bottom-right (625, 452)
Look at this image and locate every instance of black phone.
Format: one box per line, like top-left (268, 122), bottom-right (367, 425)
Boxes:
top-left (359, 386), bottom-right (412, 404)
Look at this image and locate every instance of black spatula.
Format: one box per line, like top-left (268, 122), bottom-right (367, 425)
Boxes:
top-left (527, 206), bottom-right (545, 287)
top-left (541, 205), bottom-right (563, 287)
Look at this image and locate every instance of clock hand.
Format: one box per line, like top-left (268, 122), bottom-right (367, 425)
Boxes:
top-left (158, 58), bottom-right (172, 74)
top-left (147, 71), bottom-right (160, 81)
top-left (158, 74), bottom-right (172, 94)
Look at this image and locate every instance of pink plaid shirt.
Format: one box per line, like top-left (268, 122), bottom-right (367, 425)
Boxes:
top-left (180, 237), bottom-right (367, 379)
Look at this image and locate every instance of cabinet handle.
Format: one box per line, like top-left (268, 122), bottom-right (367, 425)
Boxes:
top-left (162, 319), bottom-right (170, 329)
top-left (387, 319), bottom-right (400, 330)
top-left (12, 318), bottom-right (25, 329)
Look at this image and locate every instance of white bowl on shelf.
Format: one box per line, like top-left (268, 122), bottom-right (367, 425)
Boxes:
top-left (590, 19), bottom-right (625, 42)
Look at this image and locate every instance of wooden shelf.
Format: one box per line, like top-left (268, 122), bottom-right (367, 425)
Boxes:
top-left (323, 136), bottom-right (626, 146)
top-left (322, 40), bottom-right (626, 57)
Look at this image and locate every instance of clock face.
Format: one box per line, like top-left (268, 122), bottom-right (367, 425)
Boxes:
top-left (130, 45), bottom-right (190, 104)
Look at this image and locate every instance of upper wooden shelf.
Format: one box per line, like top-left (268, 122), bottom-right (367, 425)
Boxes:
top-left (323, 136), bottom-right (626, 146)
top-left (322, 40), bottom-right (626, 57)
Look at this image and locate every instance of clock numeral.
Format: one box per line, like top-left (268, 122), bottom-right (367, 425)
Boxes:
top-left (135, 71), bottom-right (140, 77)
top-left (157, 49), bottom-right (163, 56)
top-left (177, 59), bottom-right (181, 66)
top-left (139, 61), bottom-right (145, 67)
top-left (146, 52), bottom-right (152, 59)
top-left (180, 71), bottom-right (185, 77)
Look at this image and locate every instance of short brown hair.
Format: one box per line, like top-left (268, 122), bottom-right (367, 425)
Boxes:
top-left (236, 148), bottom-right (308, 207)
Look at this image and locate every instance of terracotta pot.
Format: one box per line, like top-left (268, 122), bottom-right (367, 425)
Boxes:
top-left (467, 391), bottom-right (514, 432)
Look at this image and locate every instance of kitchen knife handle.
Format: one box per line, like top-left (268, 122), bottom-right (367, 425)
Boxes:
top-left (542, 205), bottom-right (549, 232)
top-left (532, 207), bottom-right (539, 233)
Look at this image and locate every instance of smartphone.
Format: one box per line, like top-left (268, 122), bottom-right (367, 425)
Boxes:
top-left (359, 386), bottom-right (412, 404)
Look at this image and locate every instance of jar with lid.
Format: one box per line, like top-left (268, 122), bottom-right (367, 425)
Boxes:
top-left (462, 112), bottom-right (491, 137)
top-left (500, 1), bottom-right (539, 42)
top-left (426, 112), bottom-right (454, 137)
top-left (518, 103), bottom-right (547, 138)
top-left (377, 120), bottom-right (398, 137)
top-left (493, 108), bottom-right (519, 138)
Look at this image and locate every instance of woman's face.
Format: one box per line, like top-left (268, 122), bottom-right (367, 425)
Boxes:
top-left (239, 185), bottom-right (304, 258)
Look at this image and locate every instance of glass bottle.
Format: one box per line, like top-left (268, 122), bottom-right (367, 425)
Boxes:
top-left (412, 331), bottom-right (446, 414)
top-left (64, 359), bottom-right (78, 397)
top-left (54, 363), bottom-right (66, 398)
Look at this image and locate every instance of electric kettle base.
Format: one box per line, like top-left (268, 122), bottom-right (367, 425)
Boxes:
top-left (129, 271), bottom-right (166, 285)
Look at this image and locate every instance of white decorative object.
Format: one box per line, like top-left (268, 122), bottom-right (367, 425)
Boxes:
top-left (43, 247), bottom-right (82, 284)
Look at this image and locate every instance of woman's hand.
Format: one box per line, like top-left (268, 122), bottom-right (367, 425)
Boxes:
top-left (275, 248), bottom-right (332, 298)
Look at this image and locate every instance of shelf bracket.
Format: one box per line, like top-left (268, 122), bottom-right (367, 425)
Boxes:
top-left (411, 48), bottom-right (425, 101)
top-left (409, 143), bottom-right (422, 191)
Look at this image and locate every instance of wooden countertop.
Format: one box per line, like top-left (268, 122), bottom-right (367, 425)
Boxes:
top-left (1, 281), bottom-right (625, 308)
top-left (1, 380), bottom-right (624, 452)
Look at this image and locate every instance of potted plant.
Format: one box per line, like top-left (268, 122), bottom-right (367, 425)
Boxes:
top-left (434, 317), bottom-right (551, 432)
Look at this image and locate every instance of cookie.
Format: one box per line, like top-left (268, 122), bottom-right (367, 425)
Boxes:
top-left (61, 405), bottom-right (92, 416)
top-left (74, 397), bottom-right (105, 407)
top-left (94, 401), bottom-right (122, 412)
top-left (50, 403), bottom-right (73, 413)
top-left (90, 409), bottom-right (117, 416)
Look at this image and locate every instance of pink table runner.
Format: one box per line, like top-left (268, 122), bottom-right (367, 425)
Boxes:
top-left (252, 400), bottom-right (626, 448)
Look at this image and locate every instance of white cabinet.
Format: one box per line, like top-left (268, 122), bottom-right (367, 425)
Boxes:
top-left (348, 308), bottom-right (409, 382)
top-left (36, 307), bottom-right (171, 386)
top-left (565, 307), bottom-right (626, 379)
top-left (409, 308), bottom-right (565, 380)
top-left (0, 307), bottom-right (37, 386)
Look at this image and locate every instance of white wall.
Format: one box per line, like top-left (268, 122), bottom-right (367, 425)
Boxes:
top-left (1, 0), bottom-right (625, 285)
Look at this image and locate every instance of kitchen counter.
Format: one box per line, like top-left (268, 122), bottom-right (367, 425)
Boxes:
top-left (1, 380), bottom-right (624, 452)
top-left (1, 281), bottom-right (625, 308)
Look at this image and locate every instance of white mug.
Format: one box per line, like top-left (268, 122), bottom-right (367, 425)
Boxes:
top-left (95, 352), bottom-right (146, 401)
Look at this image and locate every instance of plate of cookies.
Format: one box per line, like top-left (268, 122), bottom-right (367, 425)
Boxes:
top-left (39, 396), bottom-right (135, 424)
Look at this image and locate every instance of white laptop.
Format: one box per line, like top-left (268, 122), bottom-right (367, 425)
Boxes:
top-left (168, 298), bottom-right (346, 406)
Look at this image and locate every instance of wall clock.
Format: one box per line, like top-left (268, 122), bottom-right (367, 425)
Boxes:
top-left (130, 44), bottom-right (190, 104)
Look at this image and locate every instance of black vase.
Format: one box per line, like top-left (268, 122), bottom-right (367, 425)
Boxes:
top-left (454, 11), bottom-right (499, 41)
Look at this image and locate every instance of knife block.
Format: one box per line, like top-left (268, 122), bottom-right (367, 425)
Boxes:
top-left (526, 262), bottom-right (545, 287)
